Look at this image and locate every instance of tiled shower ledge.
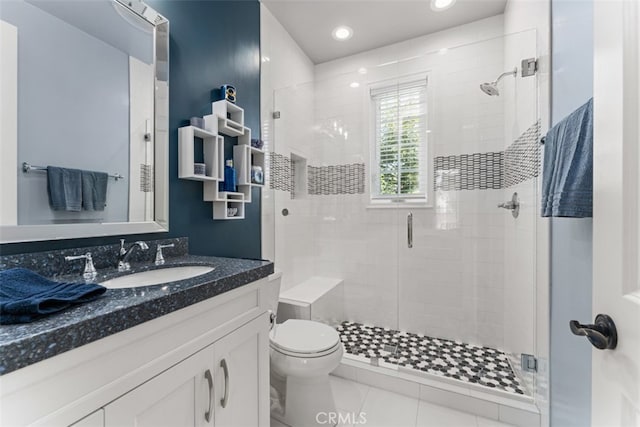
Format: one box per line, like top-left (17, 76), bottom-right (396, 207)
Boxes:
top-left (336, 322), bottom-right (531, 401)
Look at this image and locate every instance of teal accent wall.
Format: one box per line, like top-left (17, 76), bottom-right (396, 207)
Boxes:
top-left (0, 0), bottom-right (263, 260)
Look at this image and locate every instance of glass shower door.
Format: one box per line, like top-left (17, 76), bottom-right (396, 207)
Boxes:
top-left (394, 32), bottom-right (540, 398)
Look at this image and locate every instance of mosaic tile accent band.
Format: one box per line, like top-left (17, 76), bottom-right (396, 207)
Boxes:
top-left (434, 152), bottom-right (504, 191)
top-left (308, 164), bottom-right (365, 195)
top-left (434, 121), bottom-right (541, 192)
top-left (337, 321), bottom-right (527, 396)
top-left (290, 159), bottom-right (297, 199)
top-left (269, 152), bottom-right (292, 192)
top-left (504, 121), bottom-right (541, 188)
top-left (269, 121), bottom-right (540, 195)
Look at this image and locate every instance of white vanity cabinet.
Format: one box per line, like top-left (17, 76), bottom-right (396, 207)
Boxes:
top-left (103, 316), bottom-right (268, 427)
top-left (104, 344), bottom-right (212, 427)
top-left (0, 278), bottom-right (271, 427)
top-left (212, 315), bottom-right (269, 427)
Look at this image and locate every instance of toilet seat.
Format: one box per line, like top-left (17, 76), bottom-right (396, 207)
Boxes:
top-left (270, 319), bottom-right (340, 357)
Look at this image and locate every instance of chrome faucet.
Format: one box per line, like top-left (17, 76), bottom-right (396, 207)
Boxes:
top-left (154, 243), bottom-right (175, 265)
top-left (118, 239), bottom-right (149, 272)
top-left (65, 252), bottom-right (97, 281)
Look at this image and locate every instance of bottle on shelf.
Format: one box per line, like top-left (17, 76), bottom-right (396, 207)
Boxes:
top-left (251, 165), bottom-right (263, 184)
top-left (222, 159), bottom-right (237, 192)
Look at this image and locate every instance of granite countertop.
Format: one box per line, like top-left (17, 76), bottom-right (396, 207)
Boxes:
top-left (0, 255), bottom-right (274, 375)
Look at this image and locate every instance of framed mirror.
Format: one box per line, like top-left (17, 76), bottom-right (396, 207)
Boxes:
top-left (0, 0), bottom-right (169, 243)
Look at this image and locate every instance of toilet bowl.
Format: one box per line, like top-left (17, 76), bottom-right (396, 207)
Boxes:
top-left (267, 273), bottom-right (343, 427)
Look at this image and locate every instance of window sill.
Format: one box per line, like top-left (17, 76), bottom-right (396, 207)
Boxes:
top-left (366, 201), bottom-right (432, 209)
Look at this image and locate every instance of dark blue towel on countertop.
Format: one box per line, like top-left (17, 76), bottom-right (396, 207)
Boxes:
top-left (0, 268), bottom-right (106, 324)
top-left (541, 98), bottom-right (593, 217)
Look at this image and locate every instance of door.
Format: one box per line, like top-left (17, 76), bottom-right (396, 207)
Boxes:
top-left (592, 1), bottom-right (640, 426)
top-left (213, 314), bottom-right (270, 427)
top-left (104, 346), bottom-right (214, 427)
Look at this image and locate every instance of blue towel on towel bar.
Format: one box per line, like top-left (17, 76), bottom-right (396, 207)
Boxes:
top-left (0, 268), bottom-right (106, 324)
top-left (541, 98), bottom-right (593, 217)
top-left (47, 166), bottom-right (82, 211)
top-left (81, 170), bottom-right (108, 211)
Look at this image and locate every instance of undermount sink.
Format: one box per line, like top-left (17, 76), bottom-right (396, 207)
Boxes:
top-left (100, 266), bottom-right (215, 289)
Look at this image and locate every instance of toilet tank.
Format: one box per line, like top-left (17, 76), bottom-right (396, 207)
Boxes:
top-left (277, 277), bottom-right (344, 327)
top-left (266, 271), bottom-right (283, 316)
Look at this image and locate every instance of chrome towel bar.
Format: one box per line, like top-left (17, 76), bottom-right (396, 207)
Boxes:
top-left (22, 162), bottom-right (124, 181)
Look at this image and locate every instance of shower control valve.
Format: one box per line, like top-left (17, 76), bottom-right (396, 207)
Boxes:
top-left (498, 192), bottom-right (520, 218)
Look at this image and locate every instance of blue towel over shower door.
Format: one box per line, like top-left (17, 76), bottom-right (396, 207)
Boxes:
top-left (541, 98), bottom-right (593, 217)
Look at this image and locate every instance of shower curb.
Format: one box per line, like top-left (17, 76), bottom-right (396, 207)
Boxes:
top-left (332, 358), bottom-right (540, 427)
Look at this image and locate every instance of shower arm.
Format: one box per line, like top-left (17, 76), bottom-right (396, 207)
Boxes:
top-left (494, 68), bottom-right (518, 84)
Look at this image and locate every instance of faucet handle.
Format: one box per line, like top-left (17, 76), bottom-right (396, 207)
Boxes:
top-left (155, 243), bottom-right (175, 265)
top-left (65, 252), bottom-right (97, 281)
top-left (119, 239), bottom-right (126, 255)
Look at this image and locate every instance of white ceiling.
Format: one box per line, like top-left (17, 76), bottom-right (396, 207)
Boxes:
top-left (262, 0), bottom-right (508, 64)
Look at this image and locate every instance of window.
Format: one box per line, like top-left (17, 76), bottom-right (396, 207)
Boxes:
top-left (370, 78), bottom-right (428, 204)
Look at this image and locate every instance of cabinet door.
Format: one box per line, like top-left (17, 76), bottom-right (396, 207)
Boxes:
top-left (104, 346), bottom-right (214, 427)
top-left (70, 409), bottom-right (104, 427)
top-left (213, 314), bottom-right (270, 427)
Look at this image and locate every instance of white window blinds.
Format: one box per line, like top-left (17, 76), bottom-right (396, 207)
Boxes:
top-left (371, 78), bottom-right (428, 201)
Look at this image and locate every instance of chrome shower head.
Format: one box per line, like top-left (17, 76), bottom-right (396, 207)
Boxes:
top-left (479, 67), bottom-right (518, 96)
top-left (480, 82), bottom-right (500, 96)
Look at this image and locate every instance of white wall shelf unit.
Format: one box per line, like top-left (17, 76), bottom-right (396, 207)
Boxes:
top-left (178, 126), bottom-right (223, 181)
top-left (205, 100), bottom-right (245, 137)
top-left (233, 145), bottom-right (265, 187)
top-left (179, 100), bottom-right (261, 220)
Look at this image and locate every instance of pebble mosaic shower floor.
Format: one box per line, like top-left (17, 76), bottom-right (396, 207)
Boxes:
top-left (337, 321), bottom-right (527, 396)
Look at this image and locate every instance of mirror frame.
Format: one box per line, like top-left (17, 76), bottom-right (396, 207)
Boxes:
top-left (0, 0), bottom-right (169, 244)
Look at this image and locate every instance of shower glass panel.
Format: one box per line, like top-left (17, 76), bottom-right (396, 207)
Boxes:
top-left (394, 31), bottom-right (539, 397)
top-left (269, 29), bottom-right (539, 404)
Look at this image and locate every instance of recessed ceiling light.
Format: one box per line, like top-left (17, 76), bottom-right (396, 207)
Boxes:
top-left (358, 67), bottom-right (368, 75)
top-left (332, 26), bottom-right (353, 41)
top-left (431, 0), bottom-right (456, 11)
top-left (349, 82), bottom-right (360, 88)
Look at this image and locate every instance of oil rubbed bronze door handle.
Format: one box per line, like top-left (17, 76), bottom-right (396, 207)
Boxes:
top-left (570, 314), bottom-right (618, 350)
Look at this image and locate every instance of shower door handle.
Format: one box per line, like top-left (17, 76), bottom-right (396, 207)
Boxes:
top-left (407, 212), bottom-right (413, 248)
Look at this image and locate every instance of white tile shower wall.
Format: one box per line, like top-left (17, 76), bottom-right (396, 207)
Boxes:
top-left (260, 5), bottom-right (315, 290)
top-left (272, 84), bottom-right (316, 291)
top-left (311, 18), bottom-right (509, 346)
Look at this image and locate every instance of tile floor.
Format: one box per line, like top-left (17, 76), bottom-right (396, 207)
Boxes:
top-left (337, 322), bottom-right (527, 396)
top-left (271, 375), bottom-right (514, 427)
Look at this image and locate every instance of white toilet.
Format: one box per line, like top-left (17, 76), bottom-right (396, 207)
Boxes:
top-left (267, 273), bottom-right (344, 427)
